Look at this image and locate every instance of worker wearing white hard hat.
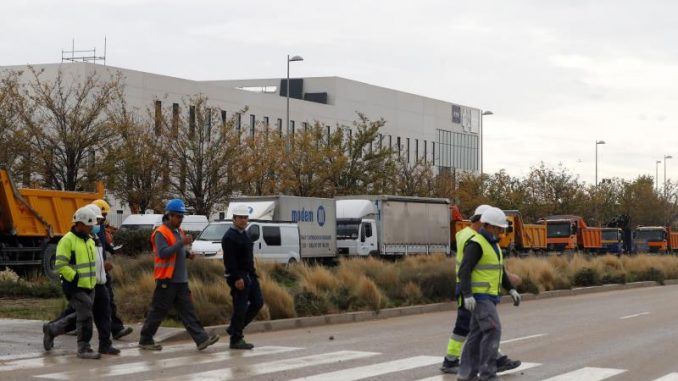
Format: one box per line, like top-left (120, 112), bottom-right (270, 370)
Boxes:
top-left (456, 207), bottom-right (522, 381)
top-left (441, 204), bottom-right (520, 375)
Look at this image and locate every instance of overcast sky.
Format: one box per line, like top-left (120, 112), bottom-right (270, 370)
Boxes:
top-left (2, 0), bottom-right (677, 185)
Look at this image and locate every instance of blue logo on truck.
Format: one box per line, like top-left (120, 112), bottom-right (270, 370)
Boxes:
top-left (317, 206), bottom-right (326, 227)
top-left (291, 208), bottom-right (314, 223)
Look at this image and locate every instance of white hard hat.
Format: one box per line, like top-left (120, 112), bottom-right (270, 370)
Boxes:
top-left (472, 204), bottom-right (491, 218)
top-left (72, 206), bottom-right (97, 227)
top-left (86, 204), bottom-right (104, 219)
top-left (232, 205), bottom-right (250, 217)
top-left (480, 207), bottom-right (508, 228)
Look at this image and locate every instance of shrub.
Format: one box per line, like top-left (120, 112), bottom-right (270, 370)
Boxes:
top-left (573, 267), bottom-right (600, 287)
top-left (0, 268), bottom-right (20, 283)
top-left (0, 279), bottom-right (62, 298)
top-left (294, 290), bottom-right (331, 316)
top-left (113, 229), bottom-right (154, 256)
top-left (259, 274), bottom-right (296, 319)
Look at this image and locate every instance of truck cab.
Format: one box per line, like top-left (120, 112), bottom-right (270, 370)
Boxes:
top-left (600, 227), bottom-right (623, 254)
top-left (336, 218), bottom-right (377, 256)
top-left (633, 226), bottom-right (668, 253)
top-left (545, 219), bottom-right (577, 251)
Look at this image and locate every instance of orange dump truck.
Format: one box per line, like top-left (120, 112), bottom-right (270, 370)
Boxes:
top-left (449, 205), bottom-right (471, 254)
top-left (0, 169), bottom-right (104, 279)
top-left (633, 226), bottom-right (675, 253)
top-left (499, 210), bottom-right (547, 255)
top-left (542, 215), bottom-right (602, 252)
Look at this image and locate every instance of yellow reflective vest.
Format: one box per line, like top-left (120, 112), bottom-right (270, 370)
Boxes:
top-left (455, 226), bottom-right (476, 283)
top-left (54, 231), bottom-right (97, 290)
top-left (469, 233), bottom-right (504, 296)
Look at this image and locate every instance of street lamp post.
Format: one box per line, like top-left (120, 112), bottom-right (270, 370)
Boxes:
top-left (656, 160), bottom-right (662, 191)
top-left (664, 154), bottom-right (673, 197)
top-left (480, 110), bottom-right (493, 175)
top-left (286, 55), bottom-right (304, 137)
top-left (595, 140), bottom-right (606, 187)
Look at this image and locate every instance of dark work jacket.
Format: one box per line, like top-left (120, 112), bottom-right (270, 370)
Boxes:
top-left (221, 227), bottom-right (255, 280)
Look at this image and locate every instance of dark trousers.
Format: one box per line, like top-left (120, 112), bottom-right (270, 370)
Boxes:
top-left (106, 273), bottom-right (125, 335)
top-left (227, 274), bottom-right (264, 343)
top-left (47, 289), bottom-right (95, 352)
top-left (452, 304), bottom-right (472, 338)
top-left (51, 285), bottom-right (112, 350)
top-left (139, 281), bottom-right (208, 345)
top-left (458, 299), bottom-right (502, 381)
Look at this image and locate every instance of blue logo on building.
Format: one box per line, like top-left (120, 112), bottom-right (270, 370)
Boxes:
top-left (317, 206), bottom-right (326, 227)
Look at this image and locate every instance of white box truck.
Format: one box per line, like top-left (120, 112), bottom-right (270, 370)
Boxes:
top-left (225, 196), bottom-right (336, 260)
top-left (336, 195), bottom-right (450, 256)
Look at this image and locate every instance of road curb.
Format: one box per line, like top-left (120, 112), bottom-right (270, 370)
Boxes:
top-left (158, 280), bottom-right (667, 343)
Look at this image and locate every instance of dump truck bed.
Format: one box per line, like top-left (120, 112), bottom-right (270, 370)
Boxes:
top-left (0, 169), bottom-right (105, 238)
top-left (522, 224), bottom-right (547, 249)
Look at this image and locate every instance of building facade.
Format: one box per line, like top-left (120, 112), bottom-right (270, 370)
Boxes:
top-left (2, 62), bottom-right (482, 223)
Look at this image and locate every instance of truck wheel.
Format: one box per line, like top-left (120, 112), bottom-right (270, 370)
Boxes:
top-left (42, 243), bottom-right (59, 283)
top-left (287, 257), bottom-right (297, 266)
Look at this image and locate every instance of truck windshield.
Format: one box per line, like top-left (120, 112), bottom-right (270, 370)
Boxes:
top-left (601, 230), bottom-right (619, 241)
top-left (547, 222), bottom-right (571, 238)
top-left (119, 224), bottom-right (153, 231)
top-left (634, 230), bottom-right (665, 241)
top-left (198, 223), bottom-right (232, 241)
top-left (337, 221), bottom-right (360, 240)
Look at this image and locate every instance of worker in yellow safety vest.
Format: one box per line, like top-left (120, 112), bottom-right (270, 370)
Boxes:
top-left (457, 207), bottom-right (522, 381)
top-left (441, 205), bottom-right (521, 374)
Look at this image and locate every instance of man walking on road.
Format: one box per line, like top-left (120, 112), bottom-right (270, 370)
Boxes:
top-left (457, 207), bottom-right (522, 381)
top-left (42, 207), bottom-right (101, 359)
top-left (222, 205), bottom-right (264, 350)
top-left (442, 205), bottom-right (520, 374)
top-left (92, 199), bottom-right (133, 340)
top-left (138, 199), bottom-right (219, 351)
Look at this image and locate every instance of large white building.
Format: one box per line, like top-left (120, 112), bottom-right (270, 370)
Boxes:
top-left (2, 62), bottom-right (484, 224)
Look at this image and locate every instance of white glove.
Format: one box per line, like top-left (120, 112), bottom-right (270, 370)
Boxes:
top-left (463, 296), bottom-right (476, 312)
top-left (509, 289), bottom-right (521, 306)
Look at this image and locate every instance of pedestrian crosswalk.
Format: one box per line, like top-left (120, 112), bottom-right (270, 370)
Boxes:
top-left (1, 341), bottom-right (678, 381)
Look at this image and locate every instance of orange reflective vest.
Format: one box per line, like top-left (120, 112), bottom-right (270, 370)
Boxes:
top-left (150, 224), bottom-right (186, 280)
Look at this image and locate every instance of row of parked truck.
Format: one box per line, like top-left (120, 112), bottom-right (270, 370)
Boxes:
top-left (1, 168), bottom-right (678, 278)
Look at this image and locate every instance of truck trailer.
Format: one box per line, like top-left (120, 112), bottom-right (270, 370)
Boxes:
top-left (225, 195), bottom-right (336, 260)
top-left (336, 195), bottom-right (450, 256)
top-left (0, 169), bottom-right (105, 279)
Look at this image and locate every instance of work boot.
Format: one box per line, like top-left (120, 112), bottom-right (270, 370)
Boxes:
top-left (98, 346), bottom-right (121, 355)
top-left (77, 347), bottom-right (101, 360)
top-left (440, 356), bottom-right (460, 374)
top-left (139, 341), bottom-right (163, 351)
top-left (230, 339), bottom-right (254, 350)
top-left (496, 355), bottom-right (521, 372)
top-left (197, 334), bottom-right (220, 351)
top-left (113, 326), bottom-right (133, 340)
top-left (42, 324), bottom-right (54, 351)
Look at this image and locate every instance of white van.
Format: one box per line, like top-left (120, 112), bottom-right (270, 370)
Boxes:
top-left (119, 214), bottom-right (209, 232)
top-left (193, 221), bottom-right (301, 264)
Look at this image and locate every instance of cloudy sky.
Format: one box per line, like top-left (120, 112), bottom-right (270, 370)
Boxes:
top-left (2, 0), bottom-right (677, 185)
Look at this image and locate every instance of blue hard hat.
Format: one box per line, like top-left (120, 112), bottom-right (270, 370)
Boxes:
top-left (165, 199), bottom-right (187, 214)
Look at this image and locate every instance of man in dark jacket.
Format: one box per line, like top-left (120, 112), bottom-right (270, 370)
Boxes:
top-left (222, 205), bottom-right (263, 350)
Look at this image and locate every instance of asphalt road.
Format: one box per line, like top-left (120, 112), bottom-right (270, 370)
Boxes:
top-left (2, 284), bottom-right (678, 381)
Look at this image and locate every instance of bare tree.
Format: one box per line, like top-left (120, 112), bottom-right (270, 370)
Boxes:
top-left (14, 67), bottom-right (123, 190)
top-left (162, 96), bottom-right (239, 216)
top-left (0, 70), bottom-right (29, 182)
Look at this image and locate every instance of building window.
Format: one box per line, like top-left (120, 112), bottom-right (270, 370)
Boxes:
top-left (406, 138), bottom-right (410, 163)
top-left (389, 135), bottom-right (393, 150)
top-left (250, 114), bottom-right (256, 137)
top-left (326, 125), bottom-right (331, 144)
top-left (236, 113), bottom-right (241, 135)
top-left (154, 100), bottom-right (162, 136)
top-left (277, 118), bottom-right (283, 136)
top-left (424, 140), bottom-right (427, 164)
top-left (432, 142), bottom-right (436, 166)
top-left (263, 116), bottom-right (269, 134)
top-left (290, 120), bottom-right (295, 136)
top-left (415, 139), bottom-right (419, 162)
top-left (303, 122), bottom-right (308, 132)
top-left (221, 110), bottom-right (227, 128)
top-left (397, 137), bottom-right (401, 158)
top-left (379, 134), bottom-right (383, 149)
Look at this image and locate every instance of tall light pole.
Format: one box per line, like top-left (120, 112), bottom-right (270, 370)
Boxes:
top-left (286, 55), bottom-right (304, 137)
top-left (656, 160), bottom-right (662, 191)
top-left (595, 140), bottom-right (606, 187)
top-left (664, 154), bottom-right (673, 197)
top-left (480, 110), bottom-right (493, 175)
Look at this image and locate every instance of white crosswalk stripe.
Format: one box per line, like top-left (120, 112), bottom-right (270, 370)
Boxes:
top-left (540, 367), bottom-right (626, 381)
top-left (653, 374), bottom-right (678, 381)
top-left (161, 350), bottom-right (380, 381)
top-left (290, 355), bottom-right (440, 381)
top-left (0, 342), bottom-right (224, 373)
top-left (33, 346), bottom-right (299, 380)
top-left (414, 362), bottom-right (543, 381)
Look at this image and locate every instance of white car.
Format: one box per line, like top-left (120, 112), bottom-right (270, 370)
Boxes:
top-left (119, 214), bottom-right (209, 232)
top-left (193, 221), bottom-right (301, 264)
